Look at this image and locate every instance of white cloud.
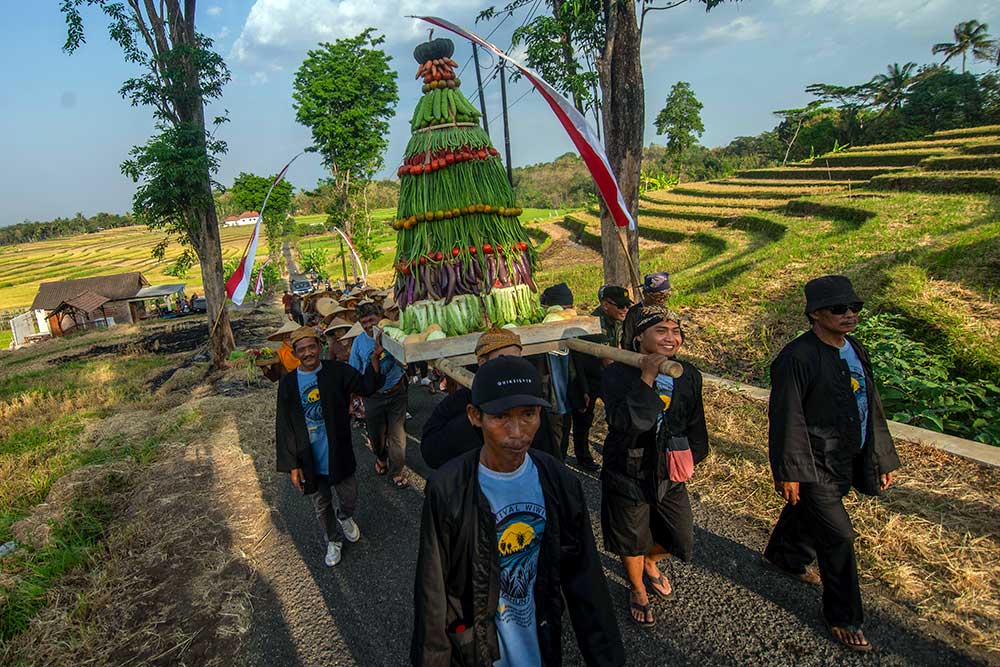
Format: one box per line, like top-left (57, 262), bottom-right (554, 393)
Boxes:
top-left (207, 5), bottom-right (223, 16)
top-left (698, 16), bottom-right (764, 43)
top-left (230, 0), bottom-right (477, 73)
top-left (772, 0), bottom-right (976, 26)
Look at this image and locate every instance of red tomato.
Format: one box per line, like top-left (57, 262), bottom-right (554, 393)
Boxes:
top-left (400, 263), bottom-right (410, 275)
top-left (419, 256), bottom-right (427, 265)
top-left (452, 247), bottom-right (461, 257)
top-left (483, 244), bottom-right (493, 254)
top-left (468, 245), bottom-right (477, 255)
top-left (433, 251), bottom-right (443, 262)
top-left (519, 241), bottom-right (527, 251)
top-left (477, 150), bottom-right (487, 160)
top-left (445, 153), bottom-right (455, 164)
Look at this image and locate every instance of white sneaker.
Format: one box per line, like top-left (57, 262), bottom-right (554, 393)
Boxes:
top-left (406, 412), bottom-right (413, 420)
top-left (419, 377), bottom-right (432, 386)
top-left (324, 541), bottom-right (342, 567)
top-left (339, 516), bottom-right (361, 543)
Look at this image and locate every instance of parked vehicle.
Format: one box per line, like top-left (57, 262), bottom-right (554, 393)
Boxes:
top-left (191, 296), bottom-right (207, 313)
top-left (291, 280), bottom-right (313, 296)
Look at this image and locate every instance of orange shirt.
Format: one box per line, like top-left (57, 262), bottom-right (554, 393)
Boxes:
top-left (277, 341), bottom-right (301, 373)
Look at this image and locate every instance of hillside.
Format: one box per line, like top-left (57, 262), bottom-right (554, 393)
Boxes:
top-left (531, 124), bottom-right (1000, 444)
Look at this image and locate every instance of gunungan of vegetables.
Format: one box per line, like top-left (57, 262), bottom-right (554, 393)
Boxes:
top-left (391, 36), bottom-right (544, 337)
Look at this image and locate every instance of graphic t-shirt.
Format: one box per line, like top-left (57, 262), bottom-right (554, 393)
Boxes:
top-left (297, 367), bottom-right (330, 474)
top-left (478, 456), bottom-right (546, 667)
top-left (839, 341), bottom-right (869, 448)
top-left (655, 374), bottom-right (674, 427)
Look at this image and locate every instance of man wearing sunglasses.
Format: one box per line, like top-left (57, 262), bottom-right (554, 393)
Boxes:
top-left (764, 275), bottom-right (900, 653)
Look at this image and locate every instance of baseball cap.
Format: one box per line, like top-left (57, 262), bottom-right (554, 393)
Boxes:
top-left (471, 356), bottom-right (551, 415)
top-left (598, 285), bottom-right (631, 308)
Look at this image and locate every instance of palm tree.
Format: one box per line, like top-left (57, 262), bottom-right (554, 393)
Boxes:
top-left (932, 20), bottom-right (995, 73)
top-left (869, 62), bottom-right (918, 112)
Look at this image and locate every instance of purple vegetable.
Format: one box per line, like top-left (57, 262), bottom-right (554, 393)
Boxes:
top-left (497, 255), bottom-right (509, 286)
top-left (440, 262), bottom-right (450, 295)
top-left (444, 263), bottom-right (458, 304)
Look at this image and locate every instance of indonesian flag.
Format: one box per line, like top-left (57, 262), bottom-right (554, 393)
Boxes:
top-left (253, 258), bottom-right (270, 295)
top-left (415, 16), bottom-right (637, 231)
top-left (225, 153), bottom-right (303, 305)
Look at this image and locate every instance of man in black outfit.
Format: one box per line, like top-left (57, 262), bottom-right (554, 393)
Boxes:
top-left (420, 327), bottom-right (559, 469)
top-left (764, 275), bottom-right (900, 653)
top-left (412, 356), bottom-right (625, 666)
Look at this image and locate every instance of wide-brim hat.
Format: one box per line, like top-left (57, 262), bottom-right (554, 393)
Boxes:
top-left (382, 295), bottom-right (399, 311)
top-left (323, 317), bottom-right (353, 335)
top-left (339, 321), bottom-right (364, 340)
top-left (804, 275), bottom-right (862, 314)
top-left (289, 325), bottom-right (322, 347)
top-left (315, 297), bottom-right (346, 317)
top-left (266, 319), bottom-right (300, 341)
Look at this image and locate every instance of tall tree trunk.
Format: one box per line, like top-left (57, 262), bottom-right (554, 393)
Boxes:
top-left (194, 204), bottom-right (235, 366)
top-left (596, 0), bottom-right (642, 292)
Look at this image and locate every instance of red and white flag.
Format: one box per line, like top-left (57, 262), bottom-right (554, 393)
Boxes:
top-left (253, 258), bottom-right (271, 295)
top-left (415, 16), bottom-right (636, 231)
top-left (225, 152), bottom-right (303, 305)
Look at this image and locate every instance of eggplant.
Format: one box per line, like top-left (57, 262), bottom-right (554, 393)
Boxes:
top-left (444, 263), bottom-right (458, 304)
top-left (497, 254), bottom-right (509, 286)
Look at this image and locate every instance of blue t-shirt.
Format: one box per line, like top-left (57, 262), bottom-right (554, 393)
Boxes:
top-left (478, 456), bottom-right (546, 667)
top-left (839, 340), bottom-right (869, 447)
top-left (349, 330), bottom-right (404, 393)
top-left (547, 351), bottom-right (570, 416)
top-left (296, 367), bottom-right (330, 475)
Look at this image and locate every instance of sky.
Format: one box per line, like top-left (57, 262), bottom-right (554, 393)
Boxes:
top-left (2, 0), bottom-right (998, 225)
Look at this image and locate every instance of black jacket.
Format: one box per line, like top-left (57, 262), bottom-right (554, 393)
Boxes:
top-left (600, 360), bottom-right (709, 502)
top-left (420, 387), bottom-right (559, 469)
top-left (275, 360), bottom-right (382, 491)
top-left (411, 449), bottom-right (625, 667)
top-left (768, 330), bottom-right (900, 495)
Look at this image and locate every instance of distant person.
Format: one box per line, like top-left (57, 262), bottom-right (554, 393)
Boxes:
top-left (282, 290), bottom-right (293, 320)
top-left (411, 356), bottom-right (625, 667)
top-left (594, 285), bottom-right (630, 352)
top-left (601, 305), bottom-right (708, 627)
top-left (349, 302), bottom-right (409, 488)
top-left (290, 292), bottom-right (304, 325)
top-left (275, 326), bottom-right (385, 567)
top-left (420, 327), bottom-right (559, 469)
top-left (621, 272), bottom-right (671, 349)
top-left (763, 275), bottom-right (900, 653)
top-left (539, 282), bottom-right (574, 460)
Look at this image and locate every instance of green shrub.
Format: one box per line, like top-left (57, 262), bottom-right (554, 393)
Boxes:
top-left (855, 313), bottom-right (1000, 445)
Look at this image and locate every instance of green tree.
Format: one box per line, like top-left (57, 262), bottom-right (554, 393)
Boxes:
top-left (932, 19), bottom-right (995, 73)
top-left (292, 29), bottom-right (398, 244)
top-left (299, 247), bottom-right (330, 279)
top-left (902, 68), bottom-right (984, 134)
top-left (868, 62), bottom-right (919, 112)
top-left (773, 101), bottom-right (824, 165)
top-left (229, 172), bottom-right (294, 259)
top-left (654, 82), bottom-right (705, 161)
top-left (60, 0), bottom-right (235, 367)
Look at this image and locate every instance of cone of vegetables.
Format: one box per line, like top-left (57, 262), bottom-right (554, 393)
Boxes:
top-left (392, 36), bottom-right (544, 338)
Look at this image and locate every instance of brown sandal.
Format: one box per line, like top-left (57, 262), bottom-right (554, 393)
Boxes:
top-left (827, 621), bottom-right (873, 653)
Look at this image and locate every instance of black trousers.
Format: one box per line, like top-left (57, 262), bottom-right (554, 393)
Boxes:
top-left (570, 401), bottom-right (597, 462)
top-left (763, 482), bottom-right (863, 627)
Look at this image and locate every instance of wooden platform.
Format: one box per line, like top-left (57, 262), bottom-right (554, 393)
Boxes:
top-left (381, 316), bottom-right (602, 365)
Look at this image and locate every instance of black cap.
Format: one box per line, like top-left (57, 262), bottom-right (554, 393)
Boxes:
top-left (598, 285), bottom-right (631, 308)
top-left (540, 282), bottom-right (573, 307)
top-left (471, 356), bottom-right (551, 415)
top-left (804, 275), bottom-right (862, 314)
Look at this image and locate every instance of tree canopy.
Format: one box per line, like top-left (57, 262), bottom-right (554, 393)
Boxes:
top-left (229, 172), bottom-right (294, 256)
top-left (654, 81), bottom-right (705, 157)
top-left (292, 29), bottom-right (399, 181)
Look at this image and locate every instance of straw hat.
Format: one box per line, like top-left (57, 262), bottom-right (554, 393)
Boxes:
top-left (382, 295), bottom-right (398, 312)
top-left (266, 319), bottom-right (300, 341)
top-left (339, 321), bottom-right (364, 341)
top-left (324, 317), bottom-right (353, 336)
top-left (315, 297), bottom-right (345, 317)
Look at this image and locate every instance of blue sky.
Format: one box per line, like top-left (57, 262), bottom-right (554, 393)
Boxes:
top-left (2, 0), bottom-right (998, 225)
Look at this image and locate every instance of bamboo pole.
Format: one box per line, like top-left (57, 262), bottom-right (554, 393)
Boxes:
top-left (433, 357), bottom-right (476, 389)
top-left (564, 338), bottom-right (683, 378)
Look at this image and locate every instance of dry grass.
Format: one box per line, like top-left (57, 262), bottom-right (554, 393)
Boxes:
top-left (691, 384), bottom-right (1000, 656)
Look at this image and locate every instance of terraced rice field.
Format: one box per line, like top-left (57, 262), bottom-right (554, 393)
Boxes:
top-left (0, 225), bottom-right (267, 311)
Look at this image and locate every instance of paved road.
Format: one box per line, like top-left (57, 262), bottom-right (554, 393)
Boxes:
top-left (283, 241), bottom-right (305, 282)
top-left (240, 386), bottom-right (981, 667)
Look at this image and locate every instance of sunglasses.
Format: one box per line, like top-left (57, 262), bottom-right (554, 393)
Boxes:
top-left (826, 302), bottom-right (864, 315)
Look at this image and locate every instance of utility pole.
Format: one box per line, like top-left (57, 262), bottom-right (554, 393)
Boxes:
top-left (499, 61), bottom-right (514, 187)
top-left (472, 44), bottom-right (490, 138)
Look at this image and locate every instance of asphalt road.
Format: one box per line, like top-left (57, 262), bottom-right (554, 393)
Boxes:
top-left (239, 385), bottom-right (981, 667)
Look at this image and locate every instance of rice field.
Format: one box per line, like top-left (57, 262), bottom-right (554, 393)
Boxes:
top-left (0, 225), bottom-right (269, 312)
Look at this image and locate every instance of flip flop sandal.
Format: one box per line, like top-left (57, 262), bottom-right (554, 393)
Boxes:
top-left (374, 459), bottom-right (388, 476)
top-left (826, 621), bottom-right (873, 653)
top-left (626, 589), bottom-right (655, 627)
top-left (643, 571), bottom-right (675, 600)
